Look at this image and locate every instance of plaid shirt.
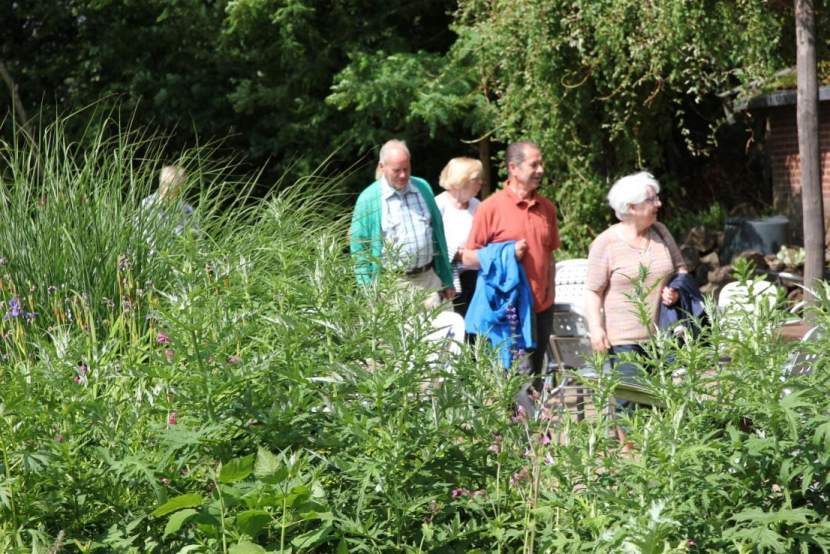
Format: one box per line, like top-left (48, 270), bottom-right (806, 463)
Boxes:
top-left (380, 178), bottom-right (434, 272)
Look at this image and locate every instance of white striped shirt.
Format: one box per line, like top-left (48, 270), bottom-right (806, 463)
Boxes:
top-left (380, 178), bottom-right (434, 272)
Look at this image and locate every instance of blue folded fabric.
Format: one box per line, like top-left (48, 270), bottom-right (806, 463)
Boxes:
top-left (464, 241), bottom-right (535, 368)
top-left (658, 272), bottom-right (707, 339)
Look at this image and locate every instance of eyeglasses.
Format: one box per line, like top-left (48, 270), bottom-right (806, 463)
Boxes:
top-left (642, 195), bottom-right (660, 204)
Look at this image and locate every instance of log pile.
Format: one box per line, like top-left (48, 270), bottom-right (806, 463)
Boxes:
top-left (678, 225), bottom-right (807, 303)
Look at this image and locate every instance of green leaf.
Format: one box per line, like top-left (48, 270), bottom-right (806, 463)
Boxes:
top-left (732, 507), bottom-right (814, 525)
top-left (151, 493), bottom-right (205, 518)
top-left (727, 527), bottom-right (787, 552)
top-left (254, 447), bottom-right (287, 484)
top-left (291, 524), bottom-right (332, 549)
top-left (228, 540), bottom-right (268, 554)
top-left (336, 538), bottom-right (349, 554)
top-left (164, 508), bottom-right (198, 538)
top-left (217, 484), bottom-right (245, 509)
top-left (236, 509), bottom-right (271, 538)
top-left (220, 454), bottom-right (255, 484)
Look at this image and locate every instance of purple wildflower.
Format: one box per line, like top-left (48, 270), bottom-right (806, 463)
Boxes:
top-left (167, 410), bottom-right (177, 425)
top-left (24, 311), bottom-right (36, 324)
top-left (451, 487), bottom-right (470, 498)
top-left (227, 355), bottom-right (241, 365)
top-left (539, 433), bottom-right (551, 446)
top-left (511, 404), bottom-right (527, 424)
top-left (4, 297), bottom-right (22, 320)
top-left (156, 332), bottom-right (170, 345)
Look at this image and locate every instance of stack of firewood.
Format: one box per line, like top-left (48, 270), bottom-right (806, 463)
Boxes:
top-left (678, 225), bottom-right (806, 302)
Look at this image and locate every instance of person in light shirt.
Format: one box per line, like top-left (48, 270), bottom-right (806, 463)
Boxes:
top-left (435, 157), bottom-right (483, 317)
top-left (349, 139), bottom-right (454, 309)
top-left (585, 171), bottom-right (687, 358)
top-left (584, 171), bottom-right (687, 445)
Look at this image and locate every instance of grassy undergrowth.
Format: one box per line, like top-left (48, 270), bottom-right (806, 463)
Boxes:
top-left (0, 121), bottom-right (829, 553)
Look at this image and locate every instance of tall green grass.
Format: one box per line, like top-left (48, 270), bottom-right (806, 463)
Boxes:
top-left (0, 114), bottom-right (258, 336)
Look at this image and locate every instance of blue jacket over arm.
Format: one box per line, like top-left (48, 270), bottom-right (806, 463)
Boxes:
top-left (464, 241), bottom-right (535, 368)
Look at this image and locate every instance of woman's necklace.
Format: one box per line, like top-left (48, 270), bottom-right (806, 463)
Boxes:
top-left (614, 225), bottom-right (652, 254)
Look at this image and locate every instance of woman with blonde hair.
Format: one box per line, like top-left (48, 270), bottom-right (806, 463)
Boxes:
top-left (435, 157), bottom-right (484, 316)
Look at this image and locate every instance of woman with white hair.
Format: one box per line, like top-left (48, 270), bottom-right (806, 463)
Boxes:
top-left (585, 171), bottom-right (687, 366)
top-left (435, 157), bottom-right (483, 316)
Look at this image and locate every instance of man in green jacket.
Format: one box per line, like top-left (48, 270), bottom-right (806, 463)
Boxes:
top-left (350, 139), bottom-right (455, 308)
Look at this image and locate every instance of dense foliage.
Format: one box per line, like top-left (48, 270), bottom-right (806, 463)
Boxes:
top-left (4, 2), bottom-right (825, 251)
top-left (1, 122), bottom-right (830, 552)
top-left (330, 0), bottom-right (797, 251)
top-left (0, 0), bottom-right (459, 184)
top-left (449, 0), bottom-right (790, 245)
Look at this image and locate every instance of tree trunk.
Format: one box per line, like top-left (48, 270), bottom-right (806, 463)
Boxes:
top-left (478, 136), bottom-right (492, 198)
top-left (0, 59), bottom-right (33, 140)
top-left (796, 0), bottom-right (824, 309)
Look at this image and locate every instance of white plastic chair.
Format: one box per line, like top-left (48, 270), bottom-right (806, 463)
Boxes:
top-left (545, 260), bottom-right (595, 418)
top-left (426, 310), bottom-right (465, 361)
top-left (716, 279), bottom-right (779, 338)
top-left (717, 279), bottom-right (778, 312)
top-left (554, 259), bottom-right (590, 309)
top-left (782, 324), bottom-right (823, 383)
top-left (549, 259), bottom-right (591, 376)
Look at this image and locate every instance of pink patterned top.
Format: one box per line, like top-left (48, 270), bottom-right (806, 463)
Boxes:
top-left (585, 222), bottom-right (686, 346)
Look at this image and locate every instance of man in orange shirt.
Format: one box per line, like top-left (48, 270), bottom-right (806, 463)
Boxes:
top-left (463, 141), bottom-right (560, 376)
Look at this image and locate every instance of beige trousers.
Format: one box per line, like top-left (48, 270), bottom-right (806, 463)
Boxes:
top-left (398, 268), bottom-right (451, 311)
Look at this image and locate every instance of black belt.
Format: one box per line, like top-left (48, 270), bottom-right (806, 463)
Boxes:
top-left (406, 261), bottom-right (434, 275)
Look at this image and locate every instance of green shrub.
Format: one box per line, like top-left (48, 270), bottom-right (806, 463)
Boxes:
top-left (2, 121), bottom-right (830, 552)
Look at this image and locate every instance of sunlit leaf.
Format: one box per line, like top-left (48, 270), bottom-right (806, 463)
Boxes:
top-left (254, 448), bottom-right (287, 484)
top-left (228, 540), bottom-right (268, 554)
top-left (164, 508), bottom-right (198, 538)
top-left (236, 510), bottom-right (271, 538)
top-left (219, 455), bottom-right (254, 484)
top-left (151, 494), bottom-right (205, 518)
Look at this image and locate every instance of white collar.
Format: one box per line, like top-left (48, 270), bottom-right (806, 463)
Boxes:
top-left (380, 177), bottom-right (412, 198)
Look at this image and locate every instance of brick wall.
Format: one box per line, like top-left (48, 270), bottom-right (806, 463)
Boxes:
top-left (767, 102), bottom-right (830, 241)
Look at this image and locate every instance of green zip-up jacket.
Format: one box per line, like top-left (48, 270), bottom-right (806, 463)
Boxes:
top-left (349, 177), bottom-right (453, 287)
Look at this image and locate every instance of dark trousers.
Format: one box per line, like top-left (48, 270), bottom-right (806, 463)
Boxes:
top-left (452, 269), bottom-right (478, 318)
top-left (514, 304), bottom-right (555, 417)
top-left (608, 343), bottom-right (648, 410)
top-left (608, 344), bottom-right (648, 381)
top-left (530, 304), bottom-right (554, 375)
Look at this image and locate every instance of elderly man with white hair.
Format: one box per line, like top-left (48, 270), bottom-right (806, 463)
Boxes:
top-left (350, 139), bottom-right (455, 308)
